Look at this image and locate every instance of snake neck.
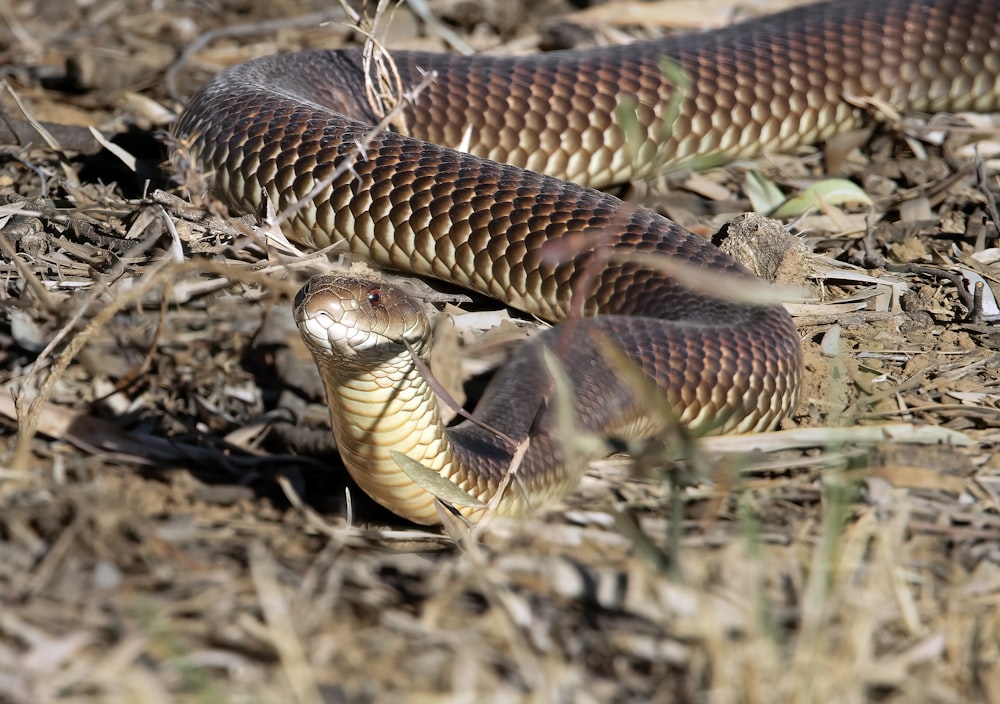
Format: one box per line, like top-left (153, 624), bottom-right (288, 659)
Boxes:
top-left (315, 350), bottom-right (484, 525)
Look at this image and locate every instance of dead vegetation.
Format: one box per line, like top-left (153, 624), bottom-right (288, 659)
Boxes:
top-left (1, 0), bottom-right (999, 701)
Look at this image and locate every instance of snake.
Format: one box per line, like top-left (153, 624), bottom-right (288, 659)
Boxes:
top-left (174, 0), bottom-right (1000, 525)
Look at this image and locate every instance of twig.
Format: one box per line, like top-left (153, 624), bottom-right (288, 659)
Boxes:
top-left (403, 338), bottom-right (519, 451)
top-left (8, 246), bottom-right (303, 470)
top-left (270, 69), bottom-right (438, 231)
top-left (405, 0), bottom-right (475, 55)
top-left (10, 244), bottom-right (175, 470)
top-left (1, 81), bottom-right (61, 150)
top-left (249, 542), bottom-right (323, 704)
top-left (165, 10), bottom-right (347, 101)
top-left (0, 227), bottom-right (55, 311)
top-left (975, 151), bottom-right (1000, 243)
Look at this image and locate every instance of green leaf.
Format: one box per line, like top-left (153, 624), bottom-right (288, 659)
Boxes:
top-left (743, 170), bottom-right (787, 214)
top-left (540, 348), bottom-right (610, 460)
top-left (390, 451), bottom-right (486, 508)
top-left (615, 95), bottom-right (644, 163)
top-left (657, 58), bottom-right (692, 142)
top-left (771, 178), bottom-right (872, 218)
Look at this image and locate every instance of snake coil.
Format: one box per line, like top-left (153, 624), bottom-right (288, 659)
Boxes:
top-left (175, 0), bottom-right (1000, 524)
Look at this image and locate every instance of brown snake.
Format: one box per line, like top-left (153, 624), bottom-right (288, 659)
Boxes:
top-left (174, 0), bottom-right (1000, 524)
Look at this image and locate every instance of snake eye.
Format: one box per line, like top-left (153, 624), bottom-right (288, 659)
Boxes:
top-left (366, 288), bottom-right (382, 306)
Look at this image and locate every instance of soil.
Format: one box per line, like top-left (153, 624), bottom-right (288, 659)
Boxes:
top-left (1, 0), bottom-right (999, 702)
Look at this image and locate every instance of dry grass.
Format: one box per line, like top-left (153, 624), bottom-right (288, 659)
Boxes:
top-left (1, 0), bottom-right (1000, 702)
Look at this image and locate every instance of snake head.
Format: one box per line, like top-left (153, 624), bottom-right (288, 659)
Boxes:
top-left (293, 273), bottom-right (431, 372)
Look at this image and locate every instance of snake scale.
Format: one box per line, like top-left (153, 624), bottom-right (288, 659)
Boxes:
top-left (174, 0), bottom-right (1000, 524)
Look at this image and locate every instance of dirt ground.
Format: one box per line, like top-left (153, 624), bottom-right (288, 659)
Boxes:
top-left (1, 0), bottom-right (999, 701)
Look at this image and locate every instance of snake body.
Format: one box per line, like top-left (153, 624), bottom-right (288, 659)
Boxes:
top-left (175, 0), bottom-right (1000, 524)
